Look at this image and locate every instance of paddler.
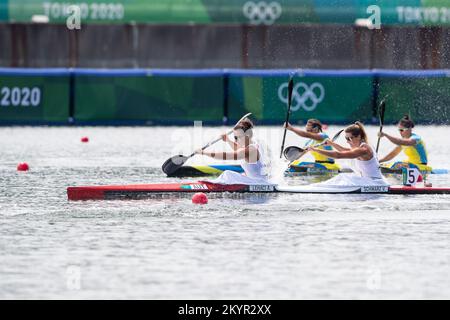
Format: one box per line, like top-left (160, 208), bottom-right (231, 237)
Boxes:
top-left (306, 122), bottom-right (388, 186)
top-left (194, 118), bottom-right (272, 185)
top-left (284, 119), bottom-right (337, 163)
top-left (377, 115), bottom-right (429, 171)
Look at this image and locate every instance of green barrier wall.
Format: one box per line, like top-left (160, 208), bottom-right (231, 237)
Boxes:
top-left (0, 69), bottom-right (449, 125)
top-left (74, 72), bottom-right (224, 124)
top-left (4, 0), bottom-right (450, 25)
top-left (0, 72), bottom-right (69, 123)
top-left (228, 73), bottom-right (374, 124)
top-left (379, 76), bottom-right (450, 124)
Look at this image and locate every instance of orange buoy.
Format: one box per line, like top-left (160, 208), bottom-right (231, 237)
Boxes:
top-left (81, 136), bottom-right (89, 143)
top-left (17, 162), bottom-right (29, 171)
top-left (192, 192), bottom-right (208, 204)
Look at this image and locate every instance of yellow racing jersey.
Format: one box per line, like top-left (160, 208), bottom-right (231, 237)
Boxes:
top-left (304, 133), bottom-right (334, 163)
top-left (401, 133), bottom-right (428, 165)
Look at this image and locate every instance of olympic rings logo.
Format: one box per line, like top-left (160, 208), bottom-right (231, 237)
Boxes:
top-left (243, 1), bottom-right (282, 25)
top-left (278, 82), bottom-right (325, 112)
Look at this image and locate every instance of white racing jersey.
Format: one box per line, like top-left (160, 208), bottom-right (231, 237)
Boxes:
top-left (314, 143), bottom-right (389, 187)
top-left (210, 142), bottom-right (274, 185)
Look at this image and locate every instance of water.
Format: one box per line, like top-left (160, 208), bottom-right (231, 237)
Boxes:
top-left (1, 125), bottom-right (450, 299)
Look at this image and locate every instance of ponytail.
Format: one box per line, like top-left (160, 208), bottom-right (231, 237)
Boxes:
top-left (234, 118), bottom-right (254, 132)
top-left (234, 118), bottom-right (254, 138)
top-left (307, 119), bottom-right (323, 132)
top-left (399, 114), bottom-right (415, 128)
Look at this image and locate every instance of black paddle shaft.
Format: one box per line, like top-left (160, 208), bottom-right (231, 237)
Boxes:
top-left (280, 78), bottom-right (294, 158)
top-left (375, 99), bottom-right (386, 153)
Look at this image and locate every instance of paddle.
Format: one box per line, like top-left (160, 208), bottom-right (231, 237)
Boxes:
top-left (375, 98), bottom-right (387, 153)
top-left (161, 113), bottom-right (252, 175)
top-left (283, 129), bottom-right (344, 162)
top-left (279, 77), bottom-right (294, 158)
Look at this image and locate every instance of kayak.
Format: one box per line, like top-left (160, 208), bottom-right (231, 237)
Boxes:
top-left (67, 181), bottom-right (450, 200)
top-left (166, 162), bottom-right (343, 177)
top-left (166, 164), bottom-right (243, 177)
top-left (285, 161), bottom-right (347, 176)
top-left (380, 162), bottom-right (448, 175)
top-left (166, 162), bottom-right (448, 177)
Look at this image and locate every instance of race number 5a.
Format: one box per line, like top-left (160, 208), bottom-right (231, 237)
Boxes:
top-left (402, 167), bottom-right (421, 186)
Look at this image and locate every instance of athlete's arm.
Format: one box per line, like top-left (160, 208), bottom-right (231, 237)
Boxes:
top-left (284, 123), bottom-right (324, 140)
top-left (222, 134), bottom-right (239, 151)
top-left (379, 132), bottom-right (417, 146)
top-left (379, 146), bottom-right (402, 163)
top-left (199, 150), bottom-right (243, 161)
top-left (198, 146), bottom-right (259, 162)
top-left (325, 140), bottom-right (350, 152)
top-left (309, 145), bottom-right (369, 159)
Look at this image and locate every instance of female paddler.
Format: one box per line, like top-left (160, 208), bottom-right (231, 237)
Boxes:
top-left (194, 119), bottom-right (272, 185)
top-left (306, 122), bottom-right (388, 186)
top-left (284, 119), bottom-right (340, 170)
top-left (377, 115), bottom-right (429, 171)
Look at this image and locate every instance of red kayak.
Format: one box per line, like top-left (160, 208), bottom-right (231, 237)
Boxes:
top-left (67, 181), bottom-right (450, 201)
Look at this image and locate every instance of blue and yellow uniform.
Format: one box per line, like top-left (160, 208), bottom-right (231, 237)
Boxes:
top-left (381, 133), bottom-right (431, 174)
top-left (304, 133), bottom-right (334, 163)
top-left (288, 132), bottom-right (341, 173)
top-left (402, 133), bottom-right (428, 165)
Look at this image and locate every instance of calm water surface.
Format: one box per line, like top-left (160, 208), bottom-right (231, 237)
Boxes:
top-left (1, 125), bottom-right (449, 299)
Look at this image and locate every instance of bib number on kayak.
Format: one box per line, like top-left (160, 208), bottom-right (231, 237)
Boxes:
top-left (361, 186), bottom-right (389, 193)
top-left (402, 168), bottom-right (421, 186)
top-left (249, 185), bottom-right (275, 192)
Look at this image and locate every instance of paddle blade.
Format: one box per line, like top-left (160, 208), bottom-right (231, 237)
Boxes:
top-left (162, 155), bottom-right (189, 175)
top-left (283, 146), bottom-right (305, 162)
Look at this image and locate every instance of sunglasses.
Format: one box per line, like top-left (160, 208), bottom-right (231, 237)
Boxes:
top-left (345, 136), bottom-right (356, 142)
top-left (398, 128), bottom-right (409, 132)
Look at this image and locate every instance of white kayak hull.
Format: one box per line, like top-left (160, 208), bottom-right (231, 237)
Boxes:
top-left (275, 185), bottom-right (388, 193)
top-left (68, 182), bottom-right (450, 200)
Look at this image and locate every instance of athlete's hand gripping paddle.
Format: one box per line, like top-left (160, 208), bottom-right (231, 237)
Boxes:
top-left (162, 113), bottom-right (252, 175)
top-left (283, 129), bottom-right (344, 162)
